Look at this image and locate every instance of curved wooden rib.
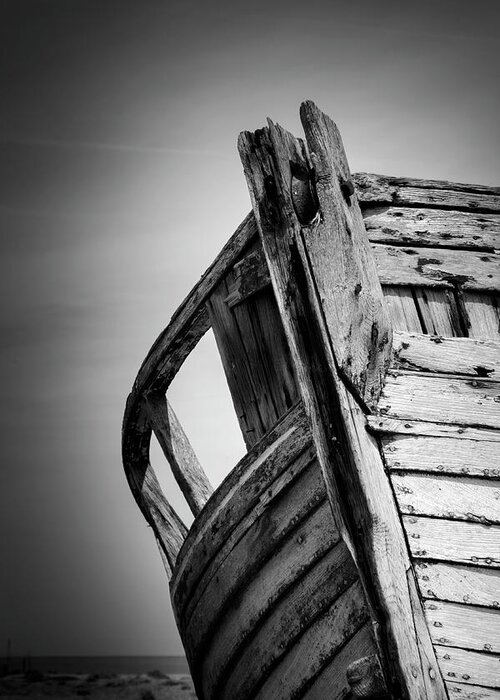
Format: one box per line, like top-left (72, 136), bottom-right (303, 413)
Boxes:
top-left (122, 213), bottom-right (258, 574)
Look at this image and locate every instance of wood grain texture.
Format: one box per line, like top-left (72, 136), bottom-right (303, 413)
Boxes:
top-left (303, 625), bottom-right (377, 700)
top-left (392, 332), bottom-right (500, 379)
top-left (239, 101), bottom-right (445, 700)
top-left (354, 173), bottom-right (500, 213)
top-left (381, 433), bottom-right (500, 478)
top-left (219, 541), bottom-right (358, 700)
top-left (391, 472), bottom-right (500, 523)
top-left (368, 416), bottom-right (500, 442)
top-left (435, 646), bottom-right (500, 690)
top-left (379, 372), bottom-right (500, 429)
top-left (404, 515), bottom-right (500, 567)
top-left (446, 681), bottom-right (500, 700)
top-left (122, 399), bottom-right (187, 577)
top-left (171, 403), bottom-right (312, 618)
top-left (253, 581), bottom-right (370, 700)
top-left (424, 600), bottom-right (500, 653)
top-left (363, 206), bottom-right (500, 250)
top-left (415, 561), bottom-right (500, 608)
top-left (382, 286), bottom-right (423, 332)
top-left (182, 491), bottom-right (335, 670)
top-left (465, 292), bottom-right (500, 340)
top-left (145, 392), bottom-right (212, 516)
top-left (299, 101), bottom-right (393, 408)
top-left (373, 245), bottom-right (500, 291)
top-left (412, 288), bottom-right (464, 336)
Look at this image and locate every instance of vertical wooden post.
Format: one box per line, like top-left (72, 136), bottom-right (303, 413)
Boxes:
top-left (238, 101), bottom-right (447, 699)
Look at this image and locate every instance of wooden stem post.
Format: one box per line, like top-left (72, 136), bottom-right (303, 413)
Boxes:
top-left (238, 101), bottom-right (447, 699)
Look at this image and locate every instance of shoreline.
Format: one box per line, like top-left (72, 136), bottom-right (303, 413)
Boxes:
top-left (0, 670), bottom-right (197, 699)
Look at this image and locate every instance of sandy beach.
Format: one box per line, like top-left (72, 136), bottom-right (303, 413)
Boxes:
top-left (0, 671), bottom-right (197, 699)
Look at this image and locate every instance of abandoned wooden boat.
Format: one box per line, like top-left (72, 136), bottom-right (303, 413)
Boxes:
top-left (122, 101), bottom-right (500, 700)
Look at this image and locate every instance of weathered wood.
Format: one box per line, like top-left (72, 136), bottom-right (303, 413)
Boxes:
top-left (133, 212), bottom-right (258, 396)
top-left (415, 561), bottom-right (500, 608)
top-left (404, 515), bottom-right (500, 567)
top-left (363, 206), bottom-right (500, 251)
top-left (435, 646), bottom-right (500, 690)
top-left (171, 403), bottom-right (312, 616)
top-left (424, 600), bottom-right (500, 653)
top-left (391, 472), bottom-right (500, 523)
top-left (446, 681), bottom-right (500, 700)
top-left (382, 286), bottom-right (423, 332)
top-left (373, 245), bottom-right (500, 291)
top-left (239, 101), bottom-right (445, 700)
top-left (412, 288), bottom-right (464, 336)
top-left (303, 625), bottom-right (377, 699)
top-left (368, 416), bottom-right (500, 442)
top-left (379, 372), bottom-right (500, 429)
top-left (347, 654), bottom-right (388, 698)
top-left (219, 541), bottom-right (358, 700)
top-left (208, 260), bottom-right (299, 447)
top-left (392, 332), bottom-right (500, 379)
top-left (207, 274), bottom-right (269, 445)
top-left (253, 581), bottom-right (370, 700)
top-left (122, 215), bottom-right (259, 572)
top-left (224, 247), bottom-right (270, 307)
top-left (354, 173), bottom-right (500, 213)
top-left (299, 102), bottom-right (393, 408)
top-left (144, 392), bottom-right (212, 516)
top-left (381, 433), bottom-right (500, 478)
top-left (183, 496), bottom-right (335, 668)
top-left (122, 399), bottom-right (187, 577)
top-left (465, 292), bottom-right (500, 340)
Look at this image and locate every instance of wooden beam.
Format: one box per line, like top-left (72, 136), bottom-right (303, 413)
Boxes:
top-left (354, 173), bottom-right (500, 213)
top-left (238, 101), bottom-right (446, 699)
top-left (144, 392), bottom-right (213, 517)
top-left (374, 245), bottom-right (500, 291)
top-left (392, 332), bottom-right (500, 379)
top-left (363, 206), bottom-right (500, 251)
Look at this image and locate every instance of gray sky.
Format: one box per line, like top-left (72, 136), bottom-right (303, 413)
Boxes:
top-left (1, 0), bottom-right (499, 657)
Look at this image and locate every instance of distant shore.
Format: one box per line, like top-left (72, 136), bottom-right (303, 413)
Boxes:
top-left (0, 670), bottom-right (197, 699)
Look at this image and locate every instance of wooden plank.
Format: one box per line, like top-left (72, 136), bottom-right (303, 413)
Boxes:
top-left (391, 472), bottom-right (500, 524)
top-left (224, 247), bottom-right (270, 306)
top-left (302, 625), bottom-right (377, 700)
top-left (446, 681), bottom-right (500, 700)
top-left (171, 404), bottom-right (312, 618)
top-left (122, 400), bottom-right (187, 577)
top-left (144, 392), bottom-right (212, 516)
top-left (424, 600), bottom-right (500, 653)
top-left (354, 173), bottom-right (500, 213)
top-left (363, 206), bottom-right (500, 251)
top-left (239, 100), bottom-right (445, 700)
top-left (368, 416), bottom-right (500, 442)
top-left (436, 646), bottom-right (500, 689)
top-left (236, 289), bottom-right (299, 424)
top-left (383, 286), bottom-right (423, 332)
top-left (207, 274), bottom-right (269, 446)
top-left (465, 292), bottom-right (500, 340)
top-left (392, 333), bottom-right (500, 379)
top-left (415, 562), bottom-right (500, 608)
top-left (253, 581), bottom-right (370, 700)
top-left (404, 515), bottom-right (500, 567)
top-left (381, 433), bottom-right (500, 478)
top-left (379, 372), bottom-right (500, 430)
top-left (183, 494), bottom-right (335, 666)
top-left (412, 288), bottom-right (464, 336)
top-left (132, 212), bottom-right (258, 396)
top-left (299, 103), bottom-right (393, 409)
top-left (373, 245), bottom-right (500, 291)
top-left (208, 541), bottom-right (358, 700)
